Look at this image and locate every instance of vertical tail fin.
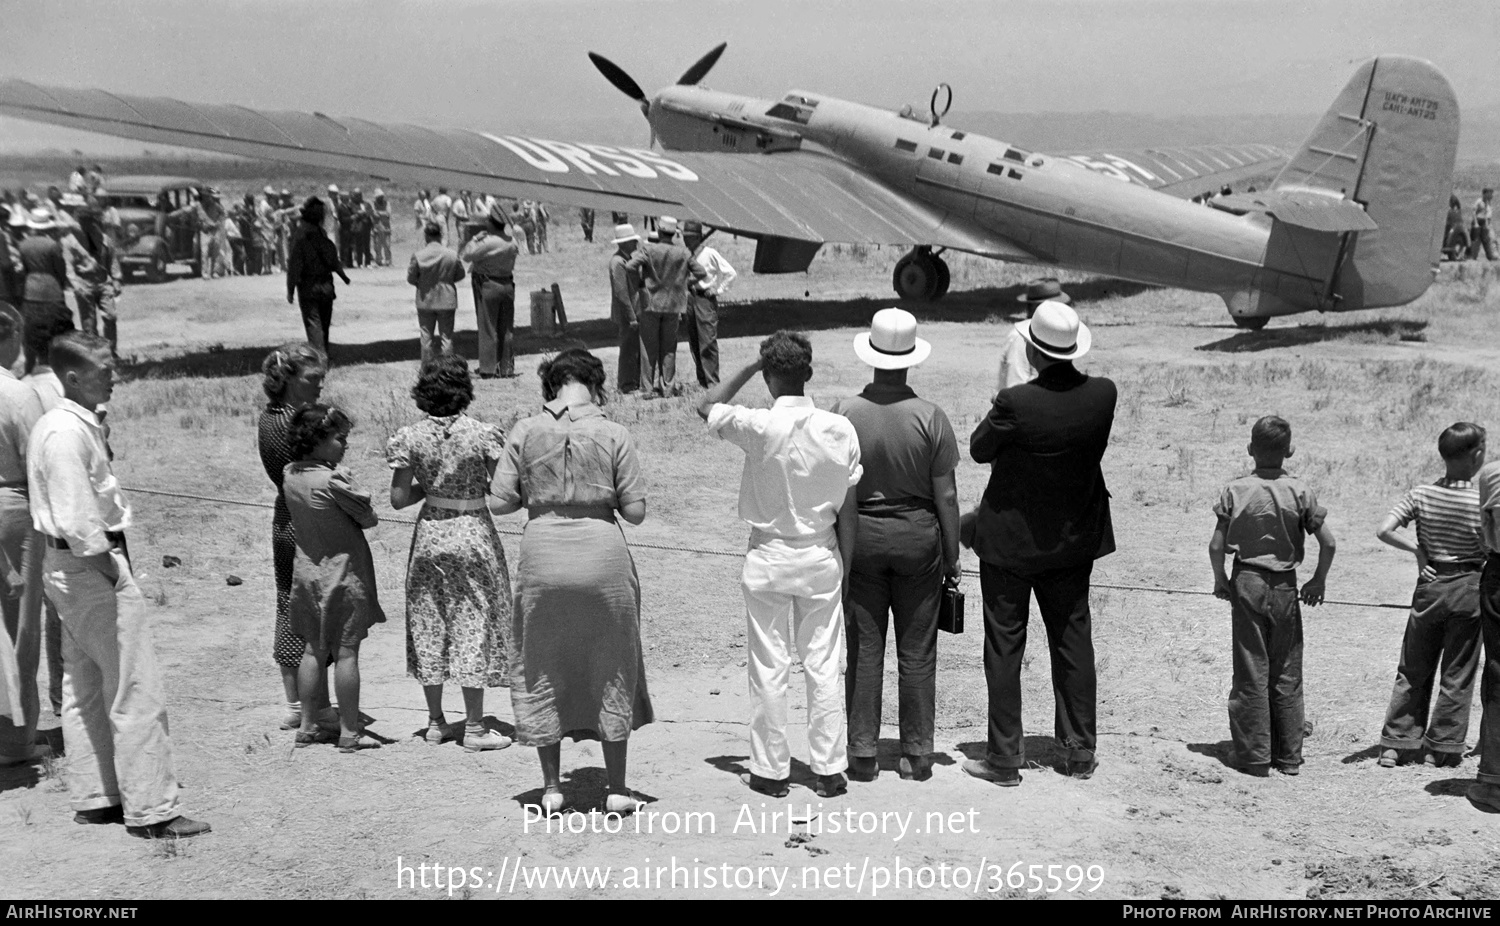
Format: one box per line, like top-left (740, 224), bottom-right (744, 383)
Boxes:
top-left (1270, 56), bottom-right (1458, 310)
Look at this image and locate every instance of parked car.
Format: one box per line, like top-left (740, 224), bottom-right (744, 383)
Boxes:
top-left (97, 176), bottom-right (204, 282)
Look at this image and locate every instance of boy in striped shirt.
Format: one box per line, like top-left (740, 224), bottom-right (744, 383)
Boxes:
top-left (1376, 422), bottom-right (1486, 768)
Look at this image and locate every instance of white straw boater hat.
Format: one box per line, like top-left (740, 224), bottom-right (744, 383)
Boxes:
top-left (853, 307), bottom-right (931, 369)
top-left (1014, 300), bottom-right (1091, 361)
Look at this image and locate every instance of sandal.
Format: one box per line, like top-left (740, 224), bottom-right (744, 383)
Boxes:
top-left (294, 729), bottom-right (337, 748)
top-left (338, 734), bottom-right (381, 754)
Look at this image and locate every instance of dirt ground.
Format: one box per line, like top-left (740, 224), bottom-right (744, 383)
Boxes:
top-left (3, 216), bottom-right (1500, 899)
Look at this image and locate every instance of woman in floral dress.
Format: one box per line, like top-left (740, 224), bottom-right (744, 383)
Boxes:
top-left (387, 356), bottom-right (512, 751)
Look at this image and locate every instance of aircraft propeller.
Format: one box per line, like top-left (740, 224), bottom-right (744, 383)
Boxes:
top-left (587, 51), bottom-right (649, 116)
top-left (588, 43), bottom-right (729, 147)
top-left (676, 42), bottom-right (727, 86)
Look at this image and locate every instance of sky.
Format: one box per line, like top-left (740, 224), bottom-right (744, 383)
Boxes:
top-left (2, 0), bottom-right (1495, 152)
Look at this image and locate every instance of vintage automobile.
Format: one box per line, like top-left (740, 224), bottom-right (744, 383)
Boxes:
top-left (97, 176), bottom-right (204, 282)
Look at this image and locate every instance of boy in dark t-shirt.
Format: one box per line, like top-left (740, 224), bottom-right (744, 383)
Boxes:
top-left (1209, 416), bottom-right (1336, 776)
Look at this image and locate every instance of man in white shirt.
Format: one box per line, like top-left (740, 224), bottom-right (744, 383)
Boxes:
top-left (28, 332), bottom-right (209, 839)
top-left (1472, 188), bottom-right (1496, 261)
top-left (998, 278), bottom-right (1072, 392)
top-left (682, 221), bottom-right (736, 389)
top-left (697, 331), bottom-right (861, 799)
top-left (430, 188), bottom-right (453, 241)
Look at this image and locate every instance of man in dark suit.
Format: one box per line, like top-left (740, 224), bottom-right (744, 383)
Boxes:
top-left (964, 300), bottom-right (1116, 786)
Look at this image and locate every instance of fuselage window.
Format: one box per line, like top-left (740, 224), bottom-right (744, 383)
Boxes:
top-left (1008, 168), bottom-right (1023, 180)
top-left (928, 148), bottom-right (945, 160)
top-left (1003, 147), bottom-right (1030, 163)
top-left (987, 163), bottom-right (1006, 176)
top-left (894, 139), bottom-right (918, 152)
top-left (950, 131), bottom-right (966, 140)
top-left (947, 153), bottom-right (964, 165)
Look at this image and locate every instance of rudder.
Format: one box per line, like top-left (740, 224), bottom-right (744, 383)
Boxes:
top-left (1271, 56), bottom-right (1458, 310)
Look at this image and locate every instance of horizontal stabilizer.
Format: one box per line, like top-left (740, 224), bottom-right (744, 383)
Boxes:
top-left (1214, 191), bottom-right (1378, 232)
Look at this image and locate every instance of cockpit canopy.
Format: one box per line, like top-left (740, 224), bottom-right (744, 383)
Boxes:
top-left (765, 93), bottom-right (819, 125)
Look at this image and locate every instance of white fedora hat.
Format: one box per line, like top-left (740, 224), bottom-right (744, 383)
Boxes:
top-left (853, 307), bottom-right (931, 370)
top-left (26, 208), bottom-right (57, 231)
top-left (657, 216), bottom-right (679, 236)
top-left (1014, 300), bottom-right (1091, 361)
top-left (611, 223), bottom-right (640, 244)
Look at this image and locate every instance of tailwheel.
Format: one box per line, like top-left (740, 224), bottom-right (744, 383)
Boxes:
top-left (1231, 315), bottom-right (1269, 331)
top-left (892, 247), bottom-right (943, 300)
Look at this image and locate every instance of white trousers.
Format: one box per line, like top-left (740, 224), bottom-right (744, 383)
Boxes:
top-left (44, 547), bottom-right (180, 826)
top-left (742, 535), bottom-right (847, 780)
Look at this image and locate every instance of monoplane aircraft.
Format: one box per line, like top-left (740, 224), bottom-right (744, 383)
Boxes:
top-left (0, 48), bottom-right (1457, 327)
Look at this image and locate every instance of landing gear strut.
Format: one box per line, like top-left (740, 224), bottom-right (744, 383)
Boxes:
top-left (892, 246), bottom-right (950, 301)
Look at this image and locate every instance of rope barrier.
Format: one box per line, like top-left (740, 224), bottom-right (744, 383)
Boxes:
top-left (120, 484), bottom-right (1411, 611)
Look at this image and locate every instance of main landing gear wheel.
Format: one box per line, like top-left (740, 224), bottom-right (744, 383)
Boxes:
top-left (892, 247), bottom-right (949, 300)
top-left (1232, 315), bottom-right (1269, 331)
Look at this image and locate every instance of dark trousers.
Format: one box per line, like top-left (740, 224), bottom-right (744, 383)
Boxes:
top-left (355, 228), bottom-right (372, 267)
top-left (845, 508), bottom-right (941, 758)
top-left (473, 278), bottom-right (515, 376)
top-left (686, 294), bottom-right (721, 387)
top-left (1380, 568), bottom-right (1482, 753)
top-left (638, 312), bottom-right (679, 395)
top-left (617, 320), bottom-right (644, 394)
top-left (979, 559), bottom-right (1096, 767)
top-left (297, 293), bottom-right (334, 361)
top-left (1228, 565), bottom-right (1304, 768)
top-left (337, 226), bottom-right (354, 268)
top-left (1475, 557), bottom-right (1500, 785)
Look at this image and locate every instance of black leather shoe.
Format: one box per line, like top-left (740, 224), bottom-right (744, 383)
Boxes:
top-left (1067, 758), bottom-right (1098, 780)
top-left (899, 754), bottom-right (933, 782)
top-left (74, 805), bottom-right (125, 825)
top-left (962, 759), bottom-right (1020, 787)
top-left (814, 773), bottom-right (848, 797)
top-left (740, 773), bottom-right (790, 798)
top-left (847, 756), bottom-right (879, 782)
top-left (127, 816), bottom-right (213, 839)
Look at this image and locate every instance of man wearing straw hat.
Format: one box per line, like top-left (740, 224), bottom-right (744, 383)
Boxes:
top-left (608, 222), bottom-right (649, 394)
top-left (460, 205), bottom-right (520, 378)
top-left (966, 300), bottom-right (1116, 787)
top-left (833, 308), bottom-right (961, 784)
top-left (16, 208), bottom-right (71, 369)
top-left (998, 278), bottom-right (1071, 392)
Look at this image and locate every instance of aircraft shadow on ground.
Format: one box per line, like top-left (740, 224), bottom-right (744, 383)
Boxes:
top-left (123, 279), bottom-right (1157, 380)
top-left (1195, 318), bottom-right (1429, 354)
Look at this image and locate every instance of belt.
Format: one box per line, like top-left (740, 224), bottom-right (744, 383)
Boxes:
top-left (45, 530), bottom-right (126, 552)
top-left (1432, 560), bottom-right (1485, 576)
top-left (748, 528), bottom-right (837, 550)
top-left (424, 495), bottom-right (486, 512)
top-left (526, 504), bottom-right (614, 521)
top-left (473, 273), bottom-right (514, 284)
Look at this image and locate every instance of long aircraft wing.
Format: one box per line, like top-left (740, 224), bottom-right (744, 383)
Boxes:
top-left (1052, 144), bottom-right (1288, 197)
top-left (0, 79), bottom-right (1036, 261)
